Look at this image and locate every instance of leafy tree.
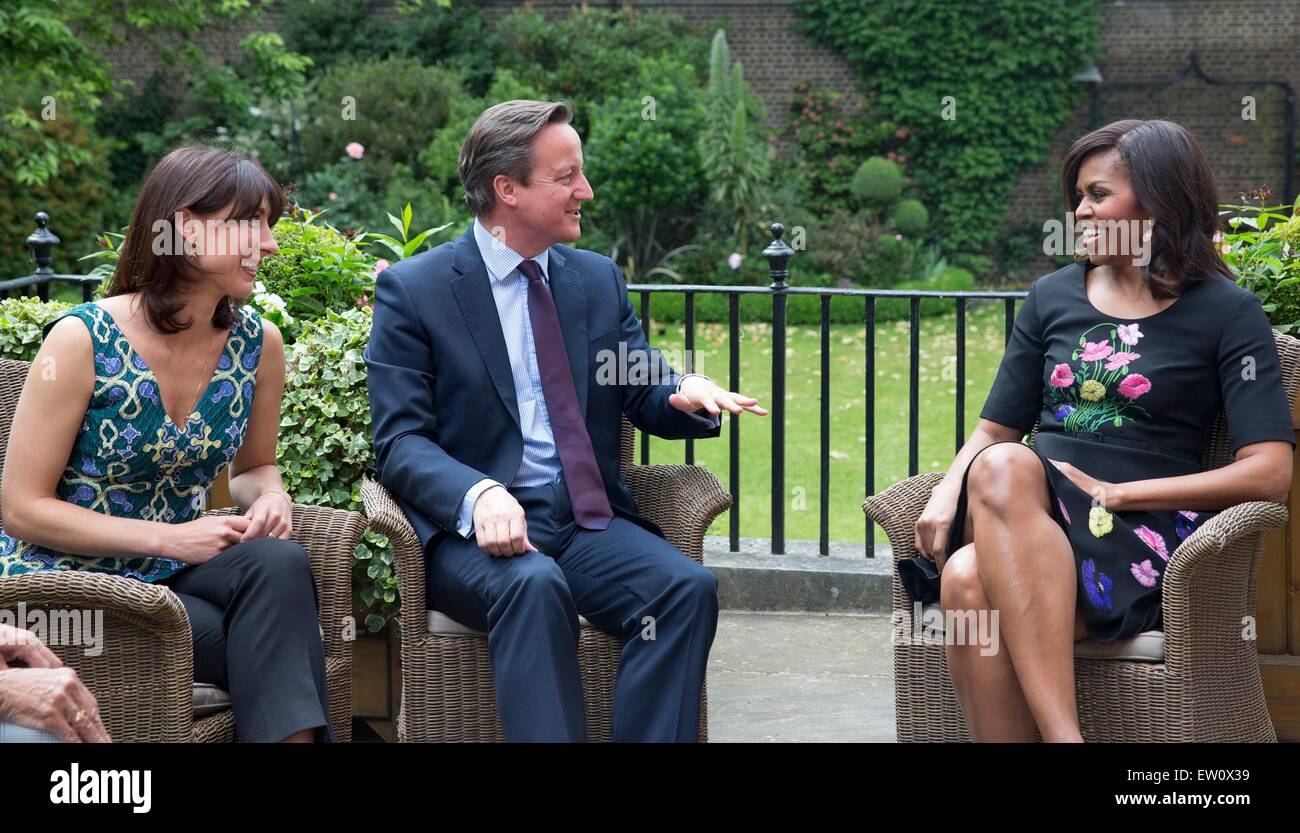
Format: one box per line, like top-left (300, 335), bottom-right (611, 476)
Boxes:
top-left (0, 0), bottom-right (310, 186)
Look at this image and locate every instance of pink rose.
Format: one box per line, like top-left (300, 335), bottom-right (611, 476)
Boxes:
top-left (1049, 363), bottom-right (1075, 387)
top-left (345, 142), bottom-right (365, 160)
top-left (373, 259), bottom-right (390, 277)
top-left (1103, 351), bottom-right (1140, 370)
top-left (1133, 525), bottom-right (1169, 562)
top-left (1081, 340), bottom-right (1113, 362)
top-left (1130, 559), bottom-right (1160, 587)
top-left (1117, 373), bottom-right (1151, 399)
top-left (727, 252), bottom-right (742, 270)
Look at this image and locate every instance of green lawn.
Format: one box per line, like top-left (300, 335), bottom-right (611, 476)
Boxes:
top-left (640, 299), bottom-right (1018, 546)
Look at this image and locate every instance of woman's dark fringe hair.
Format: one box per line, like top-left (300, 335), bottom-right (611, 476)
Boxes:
top-left (106, 145), bottom-right (284, 334)
top-left (1060, 119), bottom-right (1233, 299)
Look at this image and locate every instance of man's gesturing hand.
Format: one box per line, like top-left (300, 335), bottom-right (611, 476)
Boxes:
top-left (669, 375), bottom-right (768, 417)
top-left (472, 485), bottom-right (539, 557)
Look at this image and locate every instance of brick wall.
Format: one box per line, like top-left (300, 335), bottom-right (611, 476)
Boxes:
top-left (1003, 0), bottom-right (1300, 280)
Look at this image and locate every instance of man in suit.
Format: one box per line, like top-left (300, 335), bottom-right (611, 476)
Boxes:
top-left (365, 100), bottom-right (766, 741)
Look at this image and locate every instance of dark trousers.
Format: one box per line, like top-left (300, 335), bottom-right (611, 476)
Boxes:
top-left (427, 476), bottom-right (719, 742)
top-left (162, 537), bottom-right (334, 743)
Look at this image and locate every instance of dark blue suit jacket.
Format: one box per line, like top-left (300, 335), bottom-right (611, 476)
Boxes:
top-left (365, 225), bottom-right (722, 555)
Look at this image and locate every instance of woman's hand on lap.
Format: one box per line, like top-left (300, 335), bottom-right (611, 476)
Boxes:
top-left (160, 516), bottom-right (252, 562)
top-left (240, 491), bottom-right (293, 542)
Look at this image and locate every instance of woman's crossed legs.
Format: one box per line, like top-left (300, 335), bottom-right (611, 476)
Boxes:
top-left (941, 442), bottom-right (1088, 742)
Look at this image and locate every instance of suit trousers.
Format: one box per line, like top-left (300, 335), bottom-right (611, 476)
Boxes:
top-left (426, 475), bottom-right (719, 742)
top-left (161, 537), bottom-right (335, 743)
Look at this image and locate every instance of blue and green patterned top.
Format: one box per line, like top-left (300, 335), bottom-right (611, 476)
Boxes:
top-left (0, 302), bottom-right (264, 582)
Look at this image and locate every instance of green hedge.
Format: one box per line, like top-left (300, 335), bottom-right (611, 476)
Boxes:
top-left (643, 264), bottom-right (976, 326)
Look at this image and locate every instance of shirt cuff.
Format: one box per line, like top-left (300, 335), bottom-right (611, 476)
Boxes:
top-left (455, 478), bottom-right (502, 539)
top-left (676, 373), bottom-right (712, 394)
top-left (675, 373), bottom-right (722, 425)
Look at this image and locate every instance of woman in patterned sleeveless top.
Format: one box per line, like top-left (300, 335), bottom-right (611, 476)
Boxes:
top-left (0, 146), bottom-right (333, 743)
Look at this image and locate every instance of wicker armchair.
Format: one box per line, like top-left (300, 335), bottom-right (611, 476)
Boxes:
top-left (864, 331), bottom-right (1300, 743)
top-left (361, 417), bottom-right (731, 742)
top-left (0, 358), bottom-right (366, 742)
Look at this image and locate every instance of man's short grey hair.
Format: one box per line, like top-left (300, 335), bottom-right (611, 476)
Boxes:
top-left (458, 99), bottom-right (574, 217)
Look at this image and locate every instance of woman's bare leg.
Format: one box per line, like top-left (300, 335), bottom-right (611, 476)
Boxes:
top-left (946, 542), bottom-right (1091, 741)
top-left (966, 444), bottom-right (1083, 742)
top-left (942, 541), bottom-right (1038, 741)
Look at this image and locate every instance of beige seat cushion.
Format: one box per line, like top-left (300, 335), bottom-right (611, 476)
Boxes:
top-left (427, 609), bottom-right (594, 635)
top-left (918, 602), bottom-right (1164, 663)
top-left (192, 682), bottom-right (232, 717)
top-left (1072, 630), bottom-right (1165, 662)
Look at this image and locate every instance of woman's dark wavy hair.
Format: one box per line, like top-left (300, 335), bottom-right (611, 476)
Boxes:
top-left (105, 145), bottom-right (284, 333)
top-left (1060, 119), bottom-right (1233, 298)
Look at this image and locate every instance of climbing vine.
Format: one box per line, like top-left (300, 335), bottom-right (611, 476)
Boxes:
top-left (795, 0), bottom-right (1101, 270)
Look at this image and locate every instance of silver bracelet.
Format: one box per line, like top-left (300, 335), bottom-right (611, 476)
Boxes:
top-left (262, 489), bottom-right (293, 507)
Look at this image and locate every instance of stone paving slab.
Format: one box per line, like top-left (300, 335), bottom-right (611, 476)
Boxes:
top-left (707, 611), bottom-right (896, 742)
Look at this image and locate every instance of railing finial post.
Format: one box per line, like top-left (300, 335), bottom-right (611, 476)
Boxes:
top-left (27, 211), bottom-right (60, 277)
top-left (763, 222), bottom-right (794, 289)
top-left (764, 220), bottom-right (793, 555)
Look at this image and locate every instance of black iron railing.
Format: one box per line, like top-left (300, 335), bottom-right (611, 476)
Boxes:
top-left (0, 213), bottom-right (102, 302)
top-left (629, 223), bottom-right (1029, 557)
top-left (3, 212), bottom-right (1031, 557)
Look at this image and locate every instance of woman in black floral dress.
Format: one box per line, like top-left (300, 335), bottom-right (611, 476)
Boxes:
top-left (906, 120), bottom-right (1295, 742)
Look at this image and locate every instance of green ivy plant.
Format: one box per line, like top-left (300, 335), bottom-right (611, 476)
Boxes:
top-left (795, 0), bottom-right (1101, 271)
top-left (0, 297), bottom-right (74, 361)
top-left (278, 306), bottom-right (396, 633)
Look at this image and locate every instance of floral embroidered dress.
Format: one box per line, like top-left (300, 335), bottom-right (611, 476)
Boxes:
top-left (949, 261), bottom-right (1295, 641)
top-left (0, 302), bottom-right (263, 582)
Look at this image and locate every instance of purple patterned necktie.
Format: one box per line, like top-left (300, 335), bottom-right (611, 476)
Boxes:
top-left (518, 258), bottom-right (613, 530)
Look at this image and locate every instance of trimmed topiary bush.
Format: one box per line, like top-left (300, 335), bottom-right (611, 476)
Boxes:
top-left (892, 198), bottom-right (930, 237)
top-left (851, 156), bottom-right (904, 206)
